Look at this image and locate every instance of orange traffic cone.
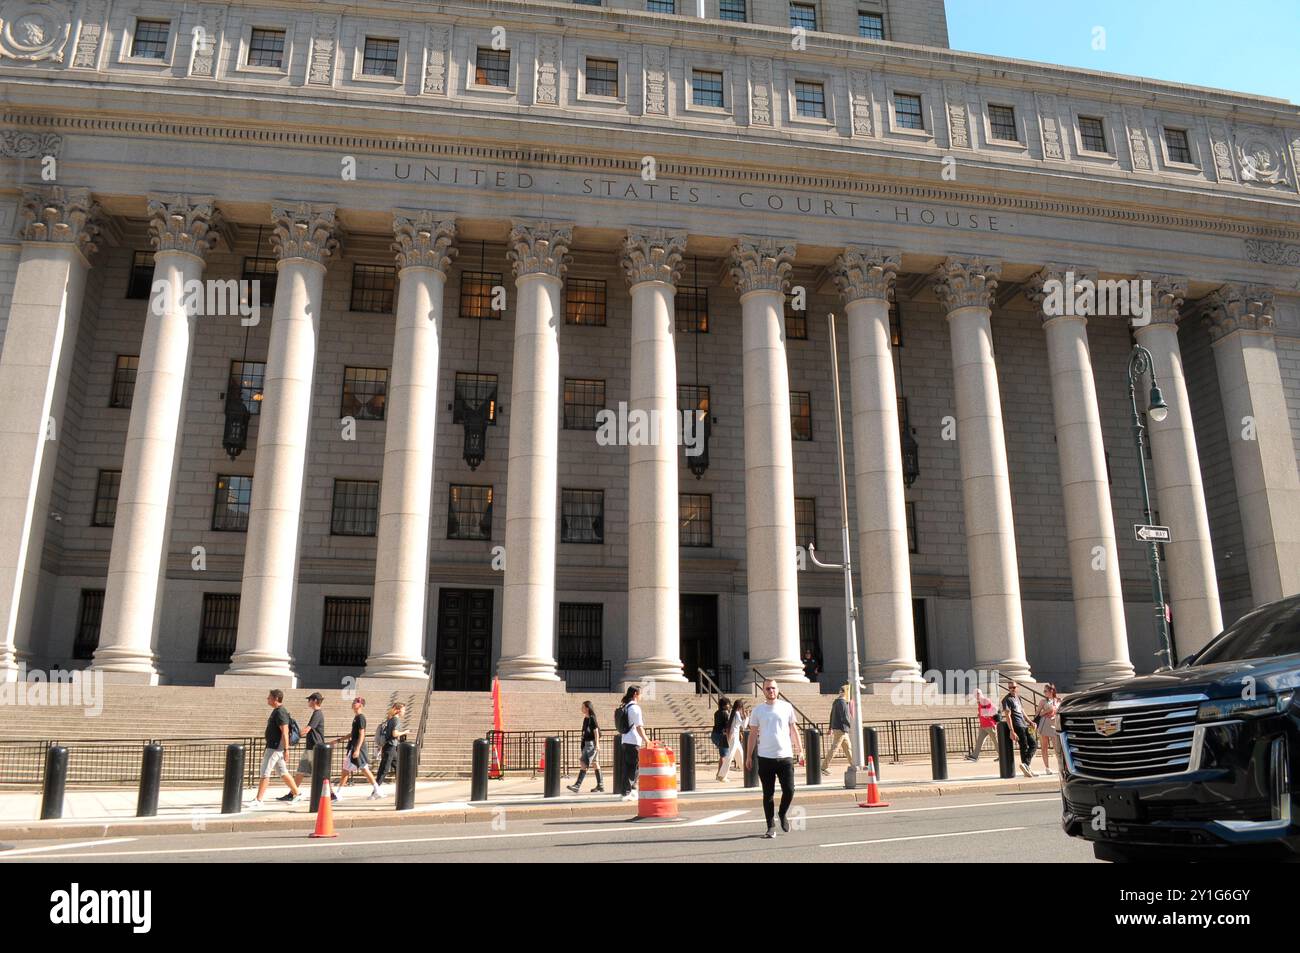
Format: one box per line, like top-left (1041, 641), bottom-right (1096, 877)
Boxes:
top-left (857, 757), bottom-right (890, 809)
top-left (310, 779), bottom-right (338, 838)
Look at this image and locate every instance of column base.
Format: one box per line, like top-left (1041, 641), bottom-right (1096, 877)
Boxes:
top-left (496, 655), bottom-right (560, 682)
top-left (361, 654), bottom-right (429, 680)
top-left (217, 651), bottom-right (298, 688)
top-left (859, 662), bottom-right (925, 684)
top-left (978, 660), bottom-right (1034, 682)
top-left (747, 658), bottom-right (809, 685)
top-left (497, 677), bottom-right (568, 693)
top-left (0, 655), bottom-right (19, 684)
top-left (214, 672), bottom-right (299, 689)
top-left (354, 675), bottom-right (429, 700)
top-left (89, 648), bottom-right (160, 684)
top-left (97, 670), bottom-right (161, 686)
top-left (620, 658), bottom-right (689, 685)
top-left (1073, 660), bottom-right (1136, 689)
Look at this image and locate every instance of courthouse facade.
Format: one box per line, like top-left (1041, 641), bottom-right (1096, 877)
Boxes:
top-left (0, 0), bottom-right (1298, 691)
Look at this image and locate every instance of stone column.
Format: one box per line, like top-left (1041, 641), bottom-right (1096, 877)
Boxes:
top-left (1205, 285), bottom-right (1300, 604)
top-left (933, 257), bottom-right (1032, 680)
top-left (497, 220), bottom-right (572, 683)
top-left (1026, 267), bottom-right (1132, 685)
top-left (620, 228), bottom-right (689, 683)
top-left (93, 196), bottom-right (222, 683)
top-left (220, 203), bottom-right (339, 684)
top-left (729, 238), bottom-right (806, 682)
top-left (0, 187), bottom-right (99, 682)
top-left (1134, 276), bottom-right (1222, 652)
top-left (364, 212), bottom-right (457, 679)
top-left (829, 246), bottom-right (922, 685)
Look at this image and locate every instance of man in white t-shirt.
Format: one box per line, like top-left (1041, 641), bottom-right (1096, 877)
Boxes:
top-left (619, 686), bottom-right (649, 801)
top-left (745, 679), bottom-right (803, 838)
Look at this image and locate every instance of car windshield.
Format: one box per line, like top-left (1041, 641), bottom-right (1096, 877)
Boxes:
top-left (1193, 599), bottom-right (1300, 665)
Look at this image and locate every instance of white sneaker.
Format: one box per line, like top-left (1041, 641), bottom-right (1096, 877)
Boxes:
top-left (367, 790), bottom-right (382, 800)
top-left (1019, 763), bottom-right (1035, 778)
top-left (292, 793), bottom-right (308, 803)
top-left (247, 799), bottom-right (265, 810)
top-left (621, 792), bottom-right (637, 802)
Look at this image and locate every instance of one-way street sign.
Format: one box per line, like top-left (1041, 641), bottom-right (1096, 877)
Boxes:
top-left (1134, 524), bottom-right (1172, 543)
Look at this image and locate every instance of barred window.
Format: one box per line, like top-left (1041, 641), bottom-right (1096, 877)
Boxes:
top-left (565, 278), bottom-right (607, 325)
top-left (110, 355), bottom-right (139, 409)
top-left (362, 37), bottom-right (400, 77)
top-left (350, 264), bottom-right (396, 313)
top-left (675, 285), bottom-right (709, 332)
top-left (454, 372), bottom-right (499, 424)
top-left (585, 58), bottom-right (619, 98)
top-left (692, 70), bottom-right (724, 109)
top-left (229, 360), bottom-right (265, 416)
top-left (558, 603), bottom-right (604, 670)
top-left (93, 470), bottom-right (120, 527)
top-left (475, 47), bottom-right (510, 87)
top-left (790, 2), bottom-right (818, 30)
top-left (858, 10), bottom-right (884, 38)
top-left (212, 475), bottom-right (253, 531)
top-left (890, 300), bottom-right (903, 347)
top-left (790, 392), bottom-right (812, 441)
top-left (448, 484), bottom-right (493, 540)
top-left (1079, 116), bottom-right (1108, 153)
top-left (678, 383), bottom-right (710, 415)
top-left (331, 479), bottom-right (380, 537)
top-left (1165, 128), bottom-right (1192, 164)
top-left (72, 589), bottom-right (104, 661)
top-left (131, 19), bottom-right (170, 59)
top-left (242, 257), bottom-right (278, 308)
top-left (795, 497), bottom-right (816, 548)
top-left (647, 0), bottom-right (676, 12)
top-left (561, 489), bottom-right (605, 544)
top-left (906, 501), bottom-right (918, 553)
top-left (197, 593), bottom-right (240, 664)
top-left (785, 293), bottom-right (807, 339)
top-left (680, 494), bottom-right (713, 547)
top-left (988, 104), bottom-right (1018, 142)
top-left (320, 597), bottom-right (371, 667)
top-left (894, 92), bottom-right (924, 130)
top-left (794, 81), bottom-right (826, 119)
top-left (460, 271), bottom-right (503, 319)
top-left (799, 607), bottom-right (822, 660)
top-left (719, 0), bottom-right (747, 20)
top-left (126, 251), bottom-right (155, 299)
top-left (341, 366), bottom-right (388, 421)
top-left (564, 378), bottom-right (606, 430)
top-left (247, 28), bottom-right (286, 68)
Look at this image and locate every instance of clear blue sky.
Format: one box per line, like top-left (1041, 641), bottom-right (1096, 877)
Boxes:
top-left (945, 1), bottom-right (1300, 104)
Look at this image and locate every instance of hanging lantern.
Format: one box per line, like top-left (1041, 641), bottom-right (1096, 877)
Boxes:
top-left (687, 409), bottom-right (710, 479)
top-left (223, 389), bottom-right (251, 461)
top-left (461, 396), bottom-right (490, 470)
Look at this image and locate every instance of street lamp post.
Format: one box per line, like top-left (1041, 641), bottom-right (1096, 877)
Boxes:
top-left (1126, 343), bottom-right (1175, 669)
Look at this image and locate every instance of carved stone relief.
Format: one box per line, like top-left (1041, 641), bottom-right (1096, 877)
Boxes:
top-left (0, 0), bottom-right (71, 62)
top-left (848, 70), bottom-right (872, 137)
top-left (423, 24), bottom-right (449, 95)
top-left (535, 34), bottom-right (559, 106)
top-left (307, 16), bottom-right (337, 87)
top-left (643, 45), bottom-right (667, 116)
top-left (748, 58), bottom-right (772, 126)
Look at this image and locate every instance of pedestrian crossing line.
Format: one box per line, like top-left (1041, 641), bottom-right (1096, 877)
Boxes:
top-left (685, 810), bottom-right (749, 826)
top-left (820, 826), bottom-right (1026, 848)
top-left (0, 837), bottom-right (137, 857)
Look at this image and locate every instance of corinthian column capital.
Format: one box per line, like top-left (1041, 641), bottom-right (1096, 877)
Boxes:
top-left (1024, 264), bottom-right (1098, 323)
top-left (1205, 283), bottom-right (1275, 342)
top-left (391, 211), bottom-right (457, 274)
top-left (1137, 273), bottom-right (1188, 326)
top-left (830, 245), bottom-right (900, 304)
top-left (932, 256), bottom-right (1001, 312)
top-left (728, 237), bottom-right (795, 296)
top-left (19, 185), bottom-right (100, 256)
top-left (507, 219), bottom-right (573, 279)
top-left (270, 202), bottom-right (340, 264)
top-left (621, 228), bottom-right (687, 287)
top-left (147, 194), bottom-right (223, 261)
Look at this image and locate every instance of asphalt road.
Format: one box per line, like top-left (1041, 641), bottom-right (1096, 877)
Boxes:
top-left (0, 791), bottom-right (1099, 863)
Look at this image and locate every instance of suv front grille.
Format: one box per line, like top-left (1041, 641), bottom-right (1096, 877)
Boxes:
top-left (1062, 699), bottom-right (1200, 780)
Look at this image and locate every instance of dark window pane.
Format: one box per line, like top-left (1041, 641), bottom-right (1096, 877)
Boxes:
top-left (320, 597), bottom-right (371, 667)
top-left (93, 470), bottom-right (120, 527)
top-left (790, 2), bottom-right (818, 30)
top-left (561, 489), bottom-right (604, 543)
top-left (585, 58), bottom-right (618, 98)
top-left (677, 383), bottom-right (710, 415)
top-left (558, 603), bottom-right (603, 669)
top-left (1080, 116), bottom-right (1107, 152)
top-left (989, 104), bottom-right (1018, 142)
top-left (719, 0), bottom-right (746, 20)
top-left (212, 475), bottom-right (253, 531)
top-left (110, 355), bottom-right (139, 408)
top-left (790, 392), bottom-right (812, 441)
top-left (858, 11), bottom-right (884, 38)
top-left (341, 366), bottom-right (388, 421)
top-left (564, 378), bottom-right (606, 430)
top-left (448, 484), bottom-right (493, 540)
top-left (647, 0), bottom-right (676, 12)
top-left (907, 501), bottom-right (918, 553)
top-left (799, 607), bottom-right (822, 661)
top-left (794, 497), bottom-right (816, 548)
top-left (350, 264), bottom-right (396, 313)
top-left (890, 300), bottom-right (903, 347)
top-left (132, 20), bottom-right (170, 59)
top-left (229, 360), bottom-right (265, 416)
top-left (241, 257), bottom-right (278, 309)
top-left (248, 28), bottom-right (286, 68)
top-left (895, 93), bottom-right (924, 130)
top-left (454, 372), bottom-right (499, 424)
top-left (475, 47), bottom-right (510, 87)
top-left (126, 250), bottom-right (155, 299)
top-left (565, 279), bottom-right (607, 325)
top-left (692, 70), bottom-right (724, 108)
top-left (680, 493), bottom-right (713, 547)
top-left (72, 589), bottom-right (104, 661)
top-left (197, 593), bottom-right (240, 663)
top-left (362, 37), bottom-right (400, 77)
top-left (1165, 128), bottom-right (1192, 164)
top-left (330, 479), bottom-right (380, 536)
top-left (459, 270), bottom-right (503, 319)
top-left (794, 81), bottom-right (826, 119)
top-left (675, 285), bottom-right (709, 332)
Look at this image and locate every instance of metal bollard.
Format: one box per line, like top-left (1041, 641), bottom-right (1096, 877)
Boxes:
top-left (613, 738), bottom-right (625, 794)
top-left (679, 733), bottom-right (696, 792)
top-left (137, 743), bottom-right (163, 817)
top-left (471, 738), bottom-right (490, 802)
top-left (743, 732), bottom-right (758, 788)
top-left (396, 742), bottom-right (417, 811)
top-left (930, 725), bottom-right (948, 780)
top-left (543, 736), bottom-right (561, 798)
top-left (863, 727), bottom-right (882, 780)
top-left (805, 729), bottom-right (822, 785)
top-left (221, 743), bottom-right (245, 814)
top-left (310, 743), bottom-right (332, 813)
top-left (40, 745), bottom-right (69, 820)
top-left (997, 722), bottom-right (1015, 779)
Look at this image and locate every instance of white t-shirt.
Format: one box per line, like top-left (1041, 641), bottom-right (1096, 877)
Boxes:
top-left (621, 701), bottom-right (644, 747)
top-left (750, 699), bottom-right (797, 759)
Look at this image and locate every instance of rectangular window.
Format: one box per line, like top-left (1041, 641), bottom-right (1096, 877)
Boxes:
top-left (858, 10), bottom-right (885, 38)
top-left (557, 603), bottom-right (603, 670)
top-left (362, 37), bottom-right (400, 77)
top-left (453, 372), bottom-right (499, 424)
top-left (585, 58), bottom-right (619, 98)
top-left (72, 589), bottom-right (104, 661)
top-left (890, 300), bottom-right (903, 347)
top-left (794, 80), bottom-right (826, 119)
top-left (795, 497), bottom-right (816, 548)
top-left (247, 27), bottom-right (286, 68)
top-left (229, 360), bottom-right (266, 416)
top-left (1165, 128), bottom-right (1192, 164)
top-left (647, 0), bottom-right (676, 12)
top-left (93, 470), bottom-right (120, 527)
top-left (894, 92), bottom-right (924, 130)
top-left (475, 47), bottom-right (510, 87)
top-left (330, 479), bottom-right (380, 537)
top-left (320, 597), bottom-right (371, 667)
top-left (340, 366), bottom-right (388, 421)
top-left (459, 271), bottom-right (503, 319)
top-left (197, 593), bottom-right (240, 663)
top-left (988, 104), bottom-right (1018, 142)
top-left (678, 383), bottom-right (710, 416)
top-left (564, 378), bottom-right (606, 430)
top-left (789, 2), bottom-right (818, 31)
top-left (126, 251), bottom-right (155, 299)
top-left (448, 484), bottom-right (493, 540)
top-left (565, 278), bottom-right (607, 326)
top-left (799, 607), bottom-right (822, 662)
top-left (1079, 116), bottom-right (1108, 153)
top-left (561, 489), bottom-right (605, 544)
top-left (785, 293), bottom-right (807, 339)
top-left (692, 70), bottom-right (724, 109)
top-left (680, 493), bottom-right (713, 547)
top-left (131, 19), bottom-right (170, 59)
top-left (212, 475), bottom-right (253, 531)
top-left (110, 355), bottom-right (139, 409)
top-left (906, 501), bottom-right (917, 553)
top-left (790, 392), bottom-right (812, 441)
top-left (574, 0), bottom-right (602, 4)
top-left (719, 0), bottom-right (747, 20)
top-left (675, 285), bottom-right (709, 332)
top-left (350, 264), bottom-right (396, 313)
top-left (242, 257), bottom-right (278, 308)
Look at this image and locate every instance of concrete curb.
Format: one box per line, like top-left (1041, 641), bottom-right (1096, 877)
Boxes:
top-left (0, 777), bottom-right (1061, 842)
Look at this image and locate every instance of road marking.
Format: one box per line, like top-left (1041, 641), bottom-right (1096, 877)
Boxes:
top-left (821, 826), bottom-right (1026, 848)
top-left (0, 837), bottom-right (137, 857)
top-left (686, 809), bottom-right (748, 826)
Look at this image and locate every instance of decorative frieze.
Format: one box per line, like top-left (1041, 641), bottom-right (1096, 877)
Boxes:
top-left (423, 25), bottom-right (449, 95)
top-left (1125, 109), bottom-right (1151, 171)
top-left (189, 3), bottom-right (224, 79)
top-left (1236, 129), bottom-right (1289, 186)
top-left (1245, 239), bottom-right (1300, 266)
top-left (728, 237), bottom-right (795, 296)
top-left (1137, 273), bottom-right (1188, 325)
top-left (270, 202), bottom-right (339, 263)
top-left (945, 83), bottom-right (969, 149)
top-left (932, 256), bottom-right (1001, 312)
top-left (643, 46), bottom-right (667, 116)
top-left (0, 0), bottom-right (71, 62)
top-left (392, 210), bottom-right (457, 273)
top-left (307, 16), bottom-right (338, 87)
top-left (147, 194), bottom-right (222, 260)
top-left (70, 0), bottom-right (107, 69)
top-left (848, 70), bottom-right (872, 138)
top-left (621, 228), bottom-right (687, 286)
top-left (19, 185), bottom-right (99, 254)
top-left (1208, 124), bottom-right (1236, 182)
top-left (507, 219), bottom-right (573, 278)
top-left (0, 128), bottom-right (61, 156)
top-left (535, 34), bottom-right (560, 106)
top-left (1205, 284), bottom-right (1275, 342)
top-left (748, 58), bottom-right (772, 127)
top-left (1037, 94), bottom-right (1064, 160)
top-left (830, 245), bottom-right (899, 303)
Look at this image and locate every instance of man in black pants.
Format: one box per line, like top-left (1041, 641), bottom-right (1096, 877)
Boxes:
top-left (618, 686), bottom-right (649, 801)
top-left (1001, 682), bottom-right (1038, 778)
top-left (745, 679), bottom-right (804, 838)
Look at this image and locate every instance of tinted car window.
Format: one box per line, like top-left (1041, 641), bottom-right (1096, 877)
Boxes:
top-left (1193, 599), bottom-right (1300, 665)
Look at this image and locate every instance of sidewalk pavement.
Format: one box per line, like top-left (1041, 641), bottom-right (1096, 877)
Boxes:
top-left (0, 755), bottom-right (1062, 841)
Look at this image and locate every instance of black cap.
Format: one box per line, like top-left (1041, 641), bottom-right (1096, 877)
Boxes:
top-left (305, 692), bottom-right (325, 703)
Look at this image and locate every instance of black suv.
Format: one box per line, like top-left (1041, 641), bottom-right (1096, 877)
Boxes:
top-left (1059, 594), bottom-right (1300, 861)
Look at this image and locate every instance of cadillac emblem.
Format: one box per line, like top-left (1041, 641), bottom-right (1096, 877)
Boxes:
top-left (1094, 717), bottom-right (1123, 737)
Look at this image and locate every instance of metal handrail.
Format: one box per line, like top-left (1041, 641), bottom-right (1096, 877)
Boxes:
top-left (995, 670), bottom-right (1048, 708)
top-left (749, 667), bottom-right (819, 732)
top-left (696, 667), bottom-right (725, 708)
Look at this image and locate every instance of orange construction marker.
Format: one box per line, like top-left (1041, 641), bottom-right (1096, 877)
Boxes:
top-left (857, 756), bottom-right (890, 809)
top-left (310, 779), bottom-right (338, 838)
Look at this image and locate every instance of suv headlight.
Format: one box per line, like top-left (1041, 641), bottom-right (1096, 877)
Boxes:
top-left (1197, 693), bottom-right (1291, 722)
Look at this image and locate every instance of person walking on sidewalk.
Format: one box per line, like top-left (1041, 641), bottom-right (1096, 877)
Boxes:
top-left (374, 702), bottom-right (409, 794)
top-left (251, 689), bottom-right (304, 808)
top-left (286, 691), bottom-right (327, 800)
top-left (745, 679), bottom-right (803, 839)
top-left (567, 700), bottom-right (605, 793)
top-left (1035, 684), bottom-right (1061, 776)
top-left (617, 686), bottom-right (648, 801)
top-left (337, 696), bottom-right (383, 799)
top-left (710, 696), bottom-right (731, 776)
top-left (964, 689), bottom-right (999, 762)
top-left (716, 699), bottom-right (748, 782)
top-left (822, 686), bottom-right (853, 777)
top-left (1001, 682), bottom-right (1038, 777)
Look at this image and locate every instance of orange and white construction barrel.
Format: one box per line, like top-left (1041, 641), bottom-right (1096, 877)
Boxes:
top-left (637, 743), bottom-right (678, 819)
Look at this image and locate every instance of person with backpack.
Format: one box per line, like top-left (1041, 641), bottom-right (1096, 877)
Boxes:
top-left (616, 686), bottom-right (648, 802)
top-left (822, 686), bottom-right (853, 777)
top-left (285, 691), bottom-right (328, 801)
top-left (250, 688), bottom-right (304, 808)
top-left (710, 696), bottom-right (731, 776)
top-left (336, 696), bottom-right (382, 799)
top-left (373, 701), bottom-right (409, 794)
top-left (567, 700), bottom-right (605, 794)
top-left (716, 699), bottom-right (748, 782)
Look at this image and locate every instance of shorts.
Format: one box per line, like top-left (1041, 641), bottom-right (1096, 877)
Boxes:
top-left (261, 748), bottom-right (290, 779)
top-left (710, 729), bottom-right (727, 755)
top-left (343, 748), bottom-right (368, 772)
top-left (580, 740), bottom-right (597, 768)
